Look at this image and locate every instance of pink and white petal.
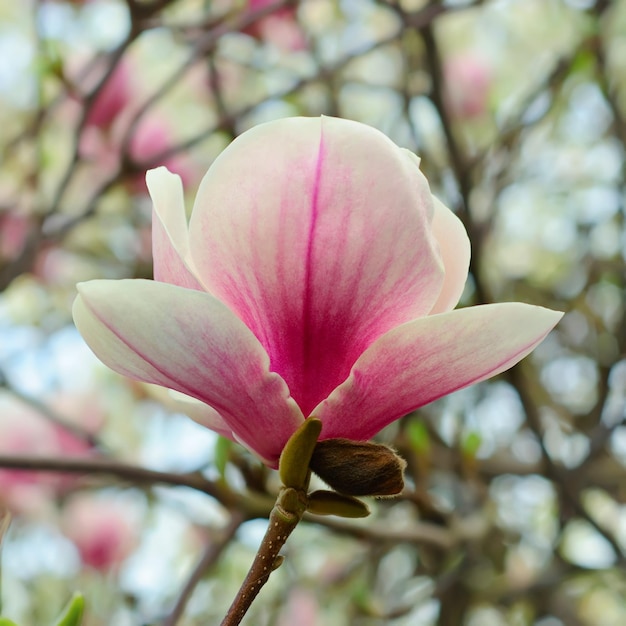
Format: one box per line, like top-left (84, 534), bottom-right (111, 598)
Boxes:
top-left (147, 167), bottom-right (203, 291)
top-left (73, 279), bottom-right (303, 463)
top-left (314, 303), bottom-right (563, 441)
top-left (189, 116), bottom-right (444, 416)
top-left (429, 197), bottom-right (471, 314)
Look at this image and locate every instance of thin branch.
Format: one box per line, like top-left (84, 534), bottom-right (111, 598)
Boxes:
top-left (509, 365), bottom-right (626, 563)
top-left (221, 487), bottom-right (307, 626)
top-left (0, 454), bottom-right (271, 517)
top-left (162, 511), bottom-right (245, 626)
top-left (303, 513), bottom-right (455, 550)
top-left (0, 375), bottom-right (103, 449)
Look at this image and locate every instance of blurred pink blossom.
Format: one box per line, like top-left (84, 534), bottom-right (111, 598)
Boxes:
top-left (444, 54), bottom-right (492, 119)
top-left (84, 61), bottom-right (132, 130)
top-left (76, 57), bottom-right (195, 190)
top-left (278, 588), bottom-right (319, 626)
top-left (0, 211), bottom-right (82, 285)
top-left (129, 117), bottom-right (195, 189)
top-left (61, 493), bottom-right (138, 571)
top-left (0, 394), bottom-right (99, 515)
top-left (0, 211), bottom-right (30, 261)
top-left (243, 0), bottom-right (306, 51)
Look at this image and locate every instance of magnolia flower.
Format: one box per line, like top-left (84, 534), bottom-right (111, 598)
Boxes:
top-left (243, 0), bottom-right (307, 51)
top-left (444, 54), bottom-right (492, 120)
top-left (73, 116), bottom-right (562, 465)
top-left (0, 394), bottom-right (97, 515)
top-left (129, 117), bottom-right (196, 189)
top-left (84, 61), bottom-right (131, 130)
top-left (61, 493), bottom-right (139, 572)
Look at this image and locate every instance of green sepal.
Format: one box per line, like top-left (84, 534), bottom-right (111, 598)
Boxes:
top-left (53, 593), bottom-right (84, 626)
top-left (0, 618), bottom-right (19, 626)
top-left (307, 490), bottom-right (370, 518)
top-left (278, 417), bottom-right (322, 490)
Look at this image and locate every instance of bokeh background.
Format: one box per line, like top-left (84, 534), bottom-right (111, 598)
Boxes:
top-left (0, 0), bottom-right (625, 624)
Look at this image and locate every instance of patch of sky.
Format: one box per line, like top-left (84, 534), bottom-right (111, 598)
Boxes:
top-left (590, 220), bottom-right (622, 260)
top-left (586, 282), bottom-right (624, 331)
top-left (120, 504), bottom-right (194, 615)
top-left (559, 82), bottom-right (612, 144)
top-left (0, 29), bottom-right (35, 108)
top-left (511, 429), bottom-right (543, 464)
top-left (540, 213), bottom-right (578, 253)
top-left (139, 406), bottom-right (218, 472)
top-left (542, 415), bottom-right (590, 469)
top-left (155, 486), bottom-right (228, 527)
top-left (496, 182), bottom-right (580, 262)
top-left (574, 185), bottom-right (621, 224)
top-left (0, 325), bottom-right (99, 396)
top-left (610, 426), bottom-right (626, 465)
top-left (37, 1), bottom-right (130, 51)
top-left (244, 98), bottom-right (301, 128)
top-left (465, 382), bottom-right (525, 457)
top-left (338, 83), bottom-right (404, 133)
top-left (541, 355), bottom-right (599, 415)
top-left (238, 518), bottom-right (270, 551)
top-left (491, 474), bottom-right (558, 542)
top-left (583, 139), bottom-right (624, 183)
top-left (560, 519), bottom-right (616, 568)
top-left (4, 522), bottom-right (79, 579)
top-left (563, 0), bottom-right (596, 9)
top-left (466, 606), bottom-right (509, 626)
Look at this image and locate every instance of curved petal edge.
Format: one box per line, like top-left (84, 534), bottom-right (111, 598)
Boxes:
top-left (73, 279), bottom-right (304, 462)
top-left (147, 167), bottom-right (203, 291)
top-left (314, 303), bottom-right (563, 441)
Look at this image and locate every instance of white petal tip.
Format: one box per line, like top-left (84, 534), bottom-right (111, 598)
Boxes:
top-left (146, 166), bottom-right (183, 199)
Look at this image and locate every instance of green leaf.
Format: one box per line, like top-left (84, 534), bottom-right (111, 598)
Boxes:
top-left (53, 593), bottom-right (84, 626)
top-left (407, 419), bottom-right (430, 455)
top-left (214, 436), bottom-right (232, 479)
top-left (461, 432), bottom-right (482, 458)
top-left (569, 49), bottom-right (595, 75)
top-left (0, 618), bottom-right (20, 626)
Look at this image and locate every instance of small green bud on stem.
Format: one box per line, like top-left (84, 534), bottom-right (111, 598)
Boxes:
top-left (307, 490), bottom-right (370, 518)
top-left (278, 417), bottom-right (322, 490)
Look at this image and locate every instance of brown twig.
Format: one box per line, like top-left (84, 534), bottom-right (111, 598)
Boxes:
top-left (162, 511), bottom-right (246, 626)
top-left (220, 487), bottom-right (307, 626)
top-left (0, 454), bottom-right (272, 516)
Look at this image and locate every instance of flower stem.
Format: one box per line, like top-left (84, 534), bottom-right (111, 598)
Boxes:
top-left (220, 487), bottom-right (307, 626)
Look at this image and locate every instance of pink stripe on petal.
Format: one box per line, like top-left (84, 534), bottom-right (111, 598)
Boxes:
top-left (147, 167), bottom-right (203, 291)
top-left (314, 303), bottom-right (563, 441)
top-left (189, 117), bottom-right (444, 416)
top-left (73, 279), bottom-right (303, 463)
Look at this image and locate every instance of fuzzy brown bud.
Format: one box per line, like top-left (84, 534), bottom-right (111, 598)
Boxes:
top-left (310, 439), bottom-right (406, 497)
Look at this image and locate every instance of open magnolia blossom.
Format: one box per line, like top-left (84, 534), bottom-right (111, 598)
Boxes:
top-left (73, 116), bottom-right (562, 466)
